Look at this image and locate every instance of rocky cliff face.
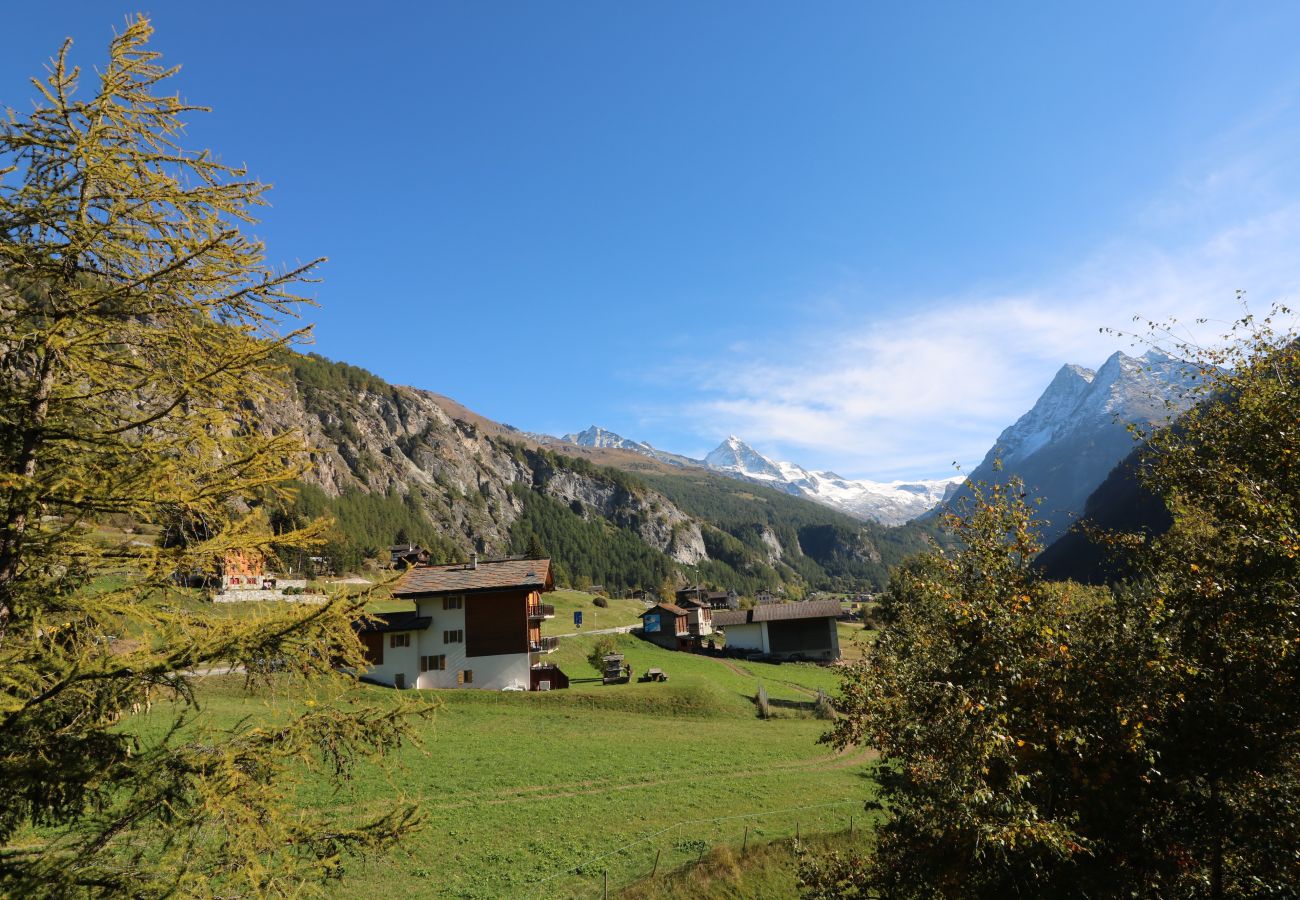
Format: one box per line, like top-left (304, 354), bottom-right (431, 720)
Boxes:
top-left (264, 355), bottom-right (709, 565)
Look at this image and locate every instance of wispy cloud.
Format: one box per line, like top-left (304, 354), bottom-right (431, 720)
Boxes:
top-left (660, 197), bottom-right (1300, 480)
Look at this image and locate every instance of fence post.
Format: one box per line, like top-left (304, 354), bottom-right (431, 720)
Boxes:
top-left (796, 821), bottom-right (800, 841)
top-left (850, 814), bottom-right (855, 836)
top-left (652, 848), bottom-right (661, 877)
top-left (742, 826), bottom-right (749, 854)
top-left (603, 868), bottom-right (608, 900)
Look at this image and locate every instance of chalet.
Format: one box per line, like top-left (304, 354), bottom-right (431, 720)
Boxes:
top-left (706, 590), bottom-right (737, 610)
top-left (675, 585), bottom-right (707, 605)
top-left (220, 549), bottom-right (269, 591)
top-left (639, 603), bottom-right (691, 651)
top-left (676, 585), bottom-right (737, 610)
top-left (389, 544), bottom-right (431, 568)
top-left (356, 555), bottom-right (566, 691)
top-left (640, 601), bottom-right (712, 651)
top-left (712, 599), bottom-right (842, 662)
top-left (216, 550), bottom-right (311, 599)
top-left (675, 596), bottom-right (716, 637)
top-left (755, 589), bottom-right (778, 605)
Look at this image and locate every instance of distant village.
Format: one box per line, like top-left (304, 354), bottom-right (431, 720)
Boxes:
top-left (212, 542), bottom-right (870, 693)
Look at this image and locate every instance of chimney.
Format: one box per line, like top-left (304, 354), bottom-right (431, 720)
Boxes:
top-left (470, 552), bottom-right (478, 570)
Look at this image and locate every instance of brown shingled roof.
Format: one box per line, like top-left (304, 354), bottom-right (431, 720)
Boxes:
top-left (642, 602), bottom-right (688, 616)
top-left (391, 557), bottom-right (554, 597)
top-left (713, 598), bottom-right (843, 627)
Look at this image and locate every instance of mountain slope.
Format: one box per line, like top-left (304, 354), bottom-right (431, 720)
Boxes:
top-left (264, 353), bottom-right (926, 592)
top-left (941, 349), bottom-right (1200, 543)
top-left (1033, 445), bottom-right (1172, 584)
top-left (563, 427), bottom-right (959, 525)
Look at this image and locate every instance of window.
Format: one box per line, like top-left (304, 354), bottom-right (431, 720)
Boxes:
top-left (443, 629), bottom-right (463, 644)
top-left (389, 633), bottom-right (410, 648)
top-left (458, 669), bottom-right (473, 685)
top-left (442, 596), bottom-right (463, 610)
top-left (420, 655), bottom-right (446, 672)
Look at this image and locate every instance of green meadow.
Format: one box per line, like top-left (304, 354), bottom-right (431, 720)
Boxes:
top-left (139, 631), bottom-right (873, 898)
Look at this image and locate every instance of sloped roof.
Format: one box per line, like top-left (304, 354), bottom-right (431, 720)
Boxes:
top-left (392, 557), bottom-right (553, 597)
top-left (641, 602), bottom-right (688, 617)
top-left (356, 610), bottom-right (432, 634)
top-left (712, 599), bottom-right (843, 627)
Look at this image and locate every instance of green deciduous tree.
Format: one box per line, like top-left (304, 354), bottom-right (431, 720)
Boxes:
top-left (587, 635), bottom-right (618, 675)
top-left (815, 308), bottom-right (1300, 898)
top-left (0, 18), bottom-right (428, 895)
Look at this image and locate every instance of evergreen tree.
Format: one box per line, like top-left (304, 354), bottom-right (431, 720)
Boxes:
top-left (0, 19), bottom-right (427, 894)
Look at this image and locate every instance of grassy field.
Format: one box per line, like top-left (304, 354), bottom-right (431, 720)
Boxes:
top-left (141, 630), bottom-right (872, 899)
top-left (540, 590), bottom-right (649, 636)
top-left (620, 830), bottom-right (873, 899)
top-left (836, 622), bottom-right (875, 663)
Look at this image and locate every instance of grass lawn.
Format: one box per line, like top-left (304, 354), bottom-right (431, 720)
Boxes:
top-left (540, 590), bottom-right (648, 636)
top-left (836, 622), bottom-right (875, 664)
top-left (620, 830), bottom-right (874, 899)
top-left (137, 631), bottom-right (875, 899)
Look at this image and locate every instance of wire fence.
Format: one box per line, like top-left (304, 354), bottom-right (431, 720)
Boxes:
top-left (526, 798), bottom-right (873, 898)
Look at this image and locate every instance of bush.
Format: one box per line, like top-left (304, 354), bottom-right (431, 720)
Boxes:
top-left (592, 597), bottom-right (608, 608)
top-left (586, 636), bottom-right (618, 675)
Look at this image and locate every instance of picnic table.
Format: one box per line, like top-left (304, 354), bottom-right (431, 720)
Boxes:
top-left (642, 667), bottom-right (668, 683)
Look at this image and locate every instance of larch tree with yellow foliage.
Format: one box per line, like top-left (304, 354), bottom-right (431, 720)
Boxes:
top-left (0, 18), bottom-right (428, 896)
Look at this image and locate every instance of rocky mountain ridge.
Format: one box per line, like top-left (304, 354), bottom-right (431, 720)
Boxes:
top-left (563, 428), bottom-right (961, 526)
top-left (942, 348), bottom-right (1203, 542)
top-left (263, 353), bottom-right (924, 592)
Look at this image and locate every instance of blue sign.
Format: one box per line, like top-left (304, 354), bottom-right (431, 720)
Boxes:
top-left (574, 611), bottom-right (583, 627)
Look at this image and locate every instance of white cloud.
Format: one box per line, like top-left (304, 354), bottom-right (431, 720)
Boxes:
top-left (669, 200), bottom-right (1300, 481)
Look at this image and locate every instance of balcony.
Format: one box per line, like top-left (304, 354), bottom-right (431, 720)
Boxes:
top-left (530, 636), bottom-right (559, 654)
top-left (527, 603), bottom-right (556, 620)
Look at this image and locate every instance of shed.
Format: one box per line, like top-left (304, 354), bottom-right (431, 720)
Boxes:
top-left (712, 599), bottom-right (842, 661)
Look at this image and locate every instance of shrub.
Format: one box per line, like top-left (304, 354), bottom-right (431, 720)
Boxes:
top-left (586, 636), bottom-right (618, 675)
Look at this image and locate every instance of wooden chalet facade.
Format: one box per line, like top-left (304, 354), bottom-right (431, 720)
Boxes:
top-left (676, 585), bottom-right (738, 610)
top-left (639, 603), bottom-right (690, 650)
top-left (389, 544), bottom-right (431, 568)
top-left (357, 556), bottom-right (565, 691)
top-left (640, 600), bottom-right (713, 651)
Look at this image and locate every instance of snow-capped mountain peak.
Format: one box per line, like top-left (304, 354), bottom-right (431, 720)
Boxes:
top-left (562, 425), bottom-right (654, 453)
top-left (704, 437), bottom-right (962, 526)
top-left (705, 436), bottom-right (786, 480)
top-left (951, 348), bottom-right (1206, 543)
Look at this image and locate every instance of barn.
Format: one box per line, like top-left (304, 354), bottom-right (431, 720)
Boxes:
top-left (712, 599), bottom-right (842, 661)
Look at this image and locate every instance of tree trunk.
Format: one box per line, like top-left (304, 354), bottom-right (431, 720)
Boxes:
top-left (0, 346), bottom-right (56, 635)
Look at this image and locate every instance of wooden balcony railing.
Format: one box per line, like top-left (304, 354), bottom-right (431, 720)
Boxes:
top-left (527, 603), bottom-right (556, 619)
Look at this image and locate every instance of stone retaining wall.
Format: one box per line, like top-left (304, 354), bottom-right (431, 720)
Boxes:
top-left (212, 590), bottom-right (328, 604)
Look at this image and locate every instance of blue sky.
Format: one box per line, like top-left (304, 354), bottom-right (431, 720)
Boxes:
top-left (7, 3), bottom-right (1300, 479)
